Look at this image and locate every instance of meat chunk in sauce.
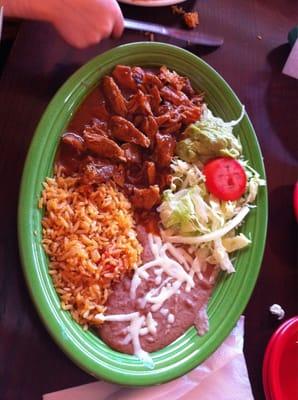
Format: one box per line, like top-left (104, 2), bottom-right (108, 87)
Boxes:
top-left (140, 116), bottom-right (158, 145)
top-left (84, 131), bottom-right (126, 162)
top-left (144, 161), bottom-right (156, 185)
top-left (58, 65), bottom-right (204, 212)
top-left (155, 110), bottom-right (181, 127)
top-left (83, 118), bottom-right (109, 137)
top-left (81, 162), bottom-right (115, 184)
top-left (154, 132), bottom-right (176, 167)
top-left (179, 104), bottom-right (202, 125)
top-left (112, 65), bottom-right (137, 91)
top-left (148, 85), bottom-right (162, 113)
top-left (81, 160), bottom-right (125, 187)
top-left (182, 77), bottom-right (195, 97)
top-left (94, 101), bottom-right (110, 122)
top-left (131, 185), bottom-right (160, 210)
top-left (127, 90), bottom-right (152, 115)
top-left (110, 116), bottom-right (150, 148)
top-left (158, 172), bottom-right (172, 190)
top-left (161, 122), bottom-right (182, 135)
top-left (143, 72), bottom-right (163, 89)
top-left (131, 66), bottom-right (145, 85)
top-left (62, 132), bottom-right (85, 153)
top-left (121, 143), bottom-right (142, 164)
top-left (159, 65), bottom-right (187, 91)
top-left (160, 86), bottom-right (189, 106)
top-left (102, 76), bottom-right (127, 117)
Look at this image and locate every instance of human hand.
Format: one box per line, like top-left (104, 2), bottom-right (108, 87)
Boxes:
top-left (2, 0), bottom-right (124, 48)
top-left (47, 0), bottom-right (124, 48)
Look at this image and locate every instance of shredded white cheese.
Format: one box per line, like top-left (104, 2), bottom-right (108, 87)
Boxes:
top-left (167, 313), bottom-right (175, 324)
top-left (98, 235), bottom-right (203, 367)
top-left (95, 312), bottom-right (139, 322)
top-left (160, 308), bottom-right (169, 316)
top-left (130, 235), bottom-right (195, 302)
top-left (146, 312), bottom-right (158, 334)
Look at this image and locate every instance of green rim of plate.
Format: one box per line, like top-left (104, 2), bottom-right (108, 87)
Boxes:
top-left (18, 42), bottom-right (268, 386)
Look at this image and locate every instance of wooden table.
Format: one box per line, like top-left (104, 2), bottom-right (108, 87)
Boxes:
top-left (0, 1), bottom-right (297, 399)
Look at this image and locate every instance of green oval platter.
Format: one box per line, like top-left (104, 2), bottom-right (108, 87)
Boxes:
top-left (18, 42), bottom-right (268, 386)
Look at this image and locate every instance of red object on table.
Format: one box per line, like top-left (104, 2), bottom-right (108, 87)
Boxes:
top-left (293, 183), bottom-right (298, 221)
top-left (263, 317), bottom-right (298, 400)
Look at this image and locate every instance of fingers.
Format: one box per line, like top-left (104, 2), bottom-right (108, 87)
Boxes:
top-left (48, 0), bottom-right (125, 48)
top-left (111, 3), bottom-right (124, 38)
top-left (112, 15), bottom-right (124, 39)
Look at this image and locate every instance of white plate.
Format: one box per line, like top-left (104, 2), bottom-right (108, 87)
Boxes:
top-left (119, 0), bottom-right (186, 7)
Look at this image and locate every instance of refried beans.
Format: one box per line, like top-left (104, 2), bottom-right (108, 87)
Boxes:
top-left (98, 225), bottom-right (217, 354)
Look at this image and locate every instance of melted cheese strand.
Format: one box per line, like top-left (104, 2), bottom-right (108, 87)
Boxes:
top-left (129, 315), bottom-right (154, 368)
top-left (168, 313), bottom-right (175, 324)
top-left (150, 281), bottom-right (182, 312)
top-left (131, 235), bottom-right (195, 302)
top-left (130, 258), bottom-right (163, 299)
top-left (95, 312), bottom-right (139, 322)
top-left (99, 311), bottom-right (154, 367)
top-left (121, 333), bottom-right (132, 345)
top-left (146, 312), bottom-right (158, 334)
top-left (162, 242), bottom-right (192, 271)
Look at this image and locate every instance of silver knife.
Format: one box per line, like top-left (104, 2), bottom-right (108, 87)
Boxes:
top-left (124, 18), bottom-right (223, 47)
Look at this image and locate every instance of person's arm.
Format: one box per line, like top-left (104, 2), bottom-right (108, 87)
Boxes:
top-left (1, 0), bottom-right (124, 48)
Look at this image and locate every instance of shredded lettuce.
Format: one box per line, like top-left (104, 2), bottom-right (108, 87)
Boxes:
top-left (158, 105), bottom-right (265, 274)
top-left (240, 161), bottom-right (266, 204)
top-left (158, 187), bottom-right (210, 235)
top-left (222, 233), bottom-right (251, 252)
top-left (170, 158), bottom-right (204, 192)
top-left (162, 206), bottom-right (250, 245)
top-left (213, 238), bottom-right (235, 273)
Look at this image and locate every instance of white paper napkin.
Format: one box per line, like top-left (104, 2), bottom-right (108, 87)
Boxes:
top-left (282, 39), bottom-right (298, 79)
top-left (43, 316), bottom-right (254, 400)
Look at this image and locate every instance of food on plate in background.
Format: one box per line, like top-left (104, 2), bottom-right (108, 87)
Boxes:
top-left (183, 12), bottom-right (200, 29)
top-left (171, 6), bottom-right (200, 29)
top-left (40, 65), bottom-right (265, 366)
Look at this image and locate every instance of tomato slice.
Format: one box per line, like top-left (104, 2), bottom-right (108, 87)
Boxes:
top-left (203, 157), bottom-right (247, 201)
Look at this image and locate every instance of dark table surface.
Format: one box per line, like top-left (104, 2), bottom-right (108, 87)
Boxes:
top-left (0, 1), bottom-right (297, 399)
